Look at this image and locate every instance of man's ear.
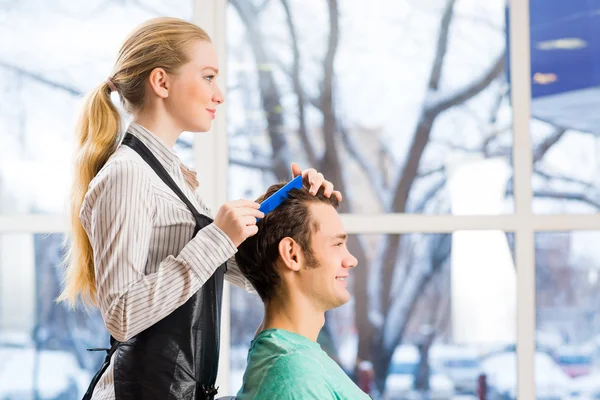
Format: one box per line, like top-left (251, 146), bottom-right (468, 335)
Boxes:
top-left (147, 67), bottom-right (170, 98)
top-left (278, 237), bottom-right (301, 272)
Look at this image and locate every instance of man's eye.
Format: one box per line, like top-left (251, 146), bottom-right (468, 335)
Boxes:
top-left (335, 242), bottom-right (344, 247)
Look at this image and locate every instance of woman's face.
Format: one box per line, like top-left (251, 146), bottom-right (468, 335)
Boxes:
top-left (166, 39), bottom-right (224, 133)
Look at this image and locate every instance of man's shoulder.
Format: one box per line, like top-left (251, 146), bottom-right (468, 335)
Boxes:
top-left (252, 329), bottom-right (318, 355)
top-left (249, 336), bottom-right (324, 375)
top-left (271, 347), bottom-right (324, 370)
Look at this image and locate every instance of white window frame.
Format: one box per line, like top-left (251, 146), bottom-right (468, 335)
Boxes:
top-left (0, 0), bottom-right (596, 398)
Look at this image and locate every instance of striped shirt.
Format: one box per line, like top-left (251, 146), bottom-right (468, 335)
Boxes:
top-left (81, 122), bottom-right (253, 399)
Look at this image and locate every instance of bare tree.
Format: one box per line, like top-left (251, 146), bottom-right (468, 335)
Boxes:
top-left (227, 0), bottom-right (504, 391)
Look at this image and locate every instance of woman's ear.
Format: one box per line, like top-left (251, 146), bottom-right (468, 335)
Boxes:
top-left (148, 67), bottom-right (170, 98)
top-left (278, 237), bottom-right (301, 272)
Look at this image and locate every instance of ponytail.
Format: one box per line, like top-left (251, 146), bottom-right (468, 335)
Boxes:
top-left (58, 81), bottom-right (121, 307)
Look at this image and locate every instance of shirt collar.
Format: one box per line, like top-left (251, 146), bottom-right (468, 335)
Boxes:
top-left (127, 122), bottom-right (181, 171)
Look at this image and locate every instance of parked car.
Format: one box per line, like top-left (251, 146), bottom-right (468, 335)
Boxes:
top-left (481, 350), bottom-right (571, 400)
top-left (430, 344), bottom-right (482, 394)
top-left (385, 344), bottom-right (455, 400)
top-left (555, 345), bottom-right (593, 378)
top-left (567, 371), bottom-right (600, 399)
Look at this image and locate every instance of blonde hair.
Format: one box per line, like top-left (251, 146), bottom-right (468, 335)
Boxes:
top-left (58, 17), bottom-right (211, 307)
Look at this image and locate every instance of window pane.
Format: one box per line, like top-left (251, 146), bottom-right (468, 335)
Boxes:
top-left (536, 231), bottom-right (600, 400)
top-left (527, 1), bottom-right (600, 214)
top-left (0, 233), bottom-right (107, 399)
top-left (229, 232), bottom-right (516, 399)
top-left (0, 1), bottom-right (193, 215)
top-left (226, 0), bottom-right (513, 214)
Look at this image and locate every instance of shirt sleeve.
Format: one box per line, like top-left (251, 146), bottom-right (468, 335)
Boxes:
top-left (225, 256), bottom-right (256, 293)
top-left (81, 160), bottom-right (237, 342)
top-left (191, 191), bottom-right (256, 294)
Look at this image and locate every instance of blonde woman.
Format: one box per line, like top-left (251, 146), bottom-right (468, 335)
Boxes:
top-left (59, 17), bottom-right (340, 400)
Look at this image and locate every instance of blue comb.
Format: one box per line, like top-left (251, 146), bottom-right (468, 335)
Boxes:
top-left (258, 175), bottom-right (304, 219)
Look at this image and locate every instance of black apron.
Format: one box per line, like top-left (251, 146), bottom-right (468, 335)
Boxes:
top-left (83, 133), bottom-right (226, 400)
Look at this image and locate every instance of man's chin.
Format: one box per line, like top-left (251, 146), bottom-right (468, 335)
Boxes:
top-left (331, 292), bottom-right (351, 309)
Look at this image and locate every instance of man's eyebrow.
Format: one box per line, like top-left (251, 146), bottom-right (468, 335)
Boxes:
top-left (332, 233), bottom-right (348, 241)
top-left (202, 66), bottom-right (219, 74)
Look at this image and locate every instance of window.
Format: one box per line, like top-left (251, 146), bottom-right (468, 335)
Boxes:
top-left (1, 0), bottom-right (597, 399)
top-left (528, 0), bottom-right (600, 397)
top-left (528, 1), bottom-right (600, 215)
top-left (226, 0), bottom-right (512, 215)
top-left (536, 231), bottom-right (600, 398)
top-left (0, 233), bottom-right (106, 399)
top-left (0, 0), bottom-right (194, 216)
top-left (0, 1), bottom-right (193, 398)
top-left (226, 0), bottom-right (517, 398)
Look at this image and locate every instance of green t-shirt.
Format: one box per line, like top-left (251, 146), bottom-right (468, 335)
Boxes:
top-left (236, 328), bottom-right (371, 400)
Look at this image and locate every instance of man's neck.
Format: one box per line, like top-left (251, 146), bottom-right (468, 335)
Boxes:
top-left (262, 293), bottom-right (325, 342)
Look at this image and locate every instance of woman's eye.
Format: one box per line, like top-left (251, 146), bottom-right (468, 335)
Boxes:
top-left (205, 75), bottom-right (215, 82)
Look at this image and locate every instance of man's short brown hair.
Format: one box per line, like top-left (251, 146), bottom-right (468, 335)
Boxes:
top-left (235, 180), bottom-right (339, 302)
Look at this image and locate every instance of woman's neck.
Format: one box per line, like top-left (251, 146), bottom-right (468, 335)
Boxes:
top-left (134, 112), bottom-right (181, 148)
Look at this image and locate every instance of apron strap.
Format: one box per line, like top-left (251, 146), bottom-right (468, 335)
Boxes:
top-left (121, 133), bottom-right (207, 232)
top-left (82, 338), bottom-right (120, 400)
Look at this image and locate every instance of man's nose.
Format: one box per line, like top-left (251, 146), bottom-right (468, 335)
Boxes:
top-left (345, 252), bottom-right (358, 269)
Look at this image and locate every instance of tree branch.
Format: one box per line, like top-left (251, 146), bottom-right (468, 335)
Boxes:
top-left (534, 168), bottom-right (594, 189)
top-left (308, 96), bottom-right (321, 109)
top-left (532, 190), bottom-right (600, 210)
top-left (533, 128), bottom-right (567, 163)
top-left (375, 8), bottom-right (505, 392)
top-left (481, 85), bottom-right (509, 154)
top-left (434, 139), bottom-right (482, 153)
top-left (482, 125), bottom-right (512, 156)
top-left (507, 185), bottom-right (600, 210)
top-left (377, 1), bottom-right (463, 359)
top-left (429, 52), bottom-right (504, 115)
top-left (256, 0), bottom-right (273, 13)
top-left (230, 0), bottom-right (291, 181)
top-left (428, 0), bottom-right (457, 90)
top-left (418, 166), bottom-right (445, 179)
top-left (0, 60), bottom-right (82, 96)
top-left (318, 0), bottom-right (346, 202)
top-left (281, 0), bottom-right (318, 167)
top-left (229, 157), bottom-right (275, 172)
top-left (339, 124), bottom-right (388, 210)
top-left (488, 83), bottom-right (508, 125)
top-left (412, 178), bottom-right (446, 213)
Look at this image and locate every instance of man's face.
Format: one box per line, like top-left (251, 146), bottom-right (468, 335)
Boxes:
top-left (296, 203), bottom-right (358, 311)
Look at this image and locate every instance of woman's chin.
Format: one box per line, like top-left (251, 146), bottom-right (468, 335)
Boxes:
top-left (186, 121), bottom-right (212, 133)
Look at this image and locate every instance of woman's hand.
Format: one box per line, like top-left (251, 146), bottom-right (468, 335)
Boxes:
top-left (214, 200), bottom-right (264, 247)
top-left (290, 162), bottom-right (342, 201)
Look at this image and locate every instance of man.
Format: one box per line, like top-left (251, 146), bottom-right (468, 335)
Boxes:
top-left (235, 181), bottom-right (370, 399)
